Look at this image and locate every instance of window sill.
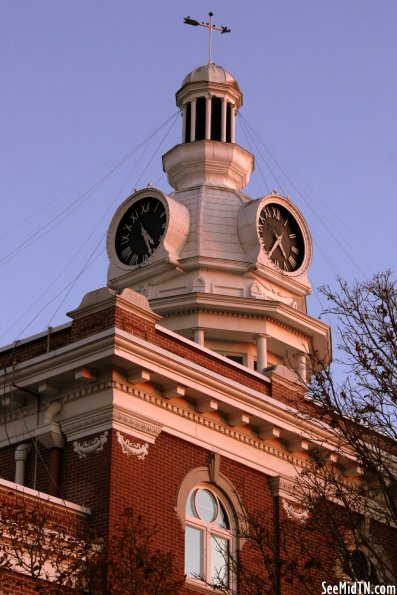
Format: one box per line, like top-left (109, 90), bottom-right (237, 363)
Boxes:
top-left (185, 578), bottom-right (232, 593)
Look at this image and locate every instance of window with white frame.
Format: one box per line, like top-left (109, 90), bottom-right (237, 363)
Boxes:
top-left (185, 486), bottom-right (232, 588)
top-left (344, 548), bottom-right (379, 583)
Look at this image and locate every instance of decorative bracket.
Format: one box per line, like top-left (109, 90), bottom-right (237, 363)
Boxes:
top-left (73, 431), bottom-right (108, 459)
top-left (282, 498), bottom-right (309, 523)
top-left (117, 431), bottom-right (149, 460)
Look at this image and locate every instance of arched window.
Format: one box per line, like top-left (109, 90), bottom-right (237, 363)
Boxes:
top-left (344, 548), bottom-right (379, 583)
top-left (185, 486), bottom-right (232, 588)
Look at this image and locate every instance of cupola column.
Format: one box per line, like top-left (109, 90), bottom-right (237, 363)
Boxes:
top-left (256, 334), bottom-right (270, 372)
top-left (205, 96), bottom-right (212, 140)
top-left (193, 327), bottom-right (206, 346)
top-left (230, 105), bottom-right (236, 143)
top-left (190, 98), bottom-right (197, 142)
top-left (182, 104), bottom-right (187, 143)
top-left (221, 99), bottom-right (227, 142)
top-left (296, 352), bottom-right (307, 383)
top-left (164, 64), bottom-right (254, 189)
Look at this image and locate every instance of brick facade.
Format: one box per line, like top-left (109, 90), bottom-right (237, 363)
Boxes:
top-left (1, 293), bottom-right (396, 592)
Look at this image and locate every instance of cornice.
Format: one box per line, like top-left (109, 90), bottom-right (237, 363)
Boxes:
top-left (158, 304), bottom-right (308, 341)
top-left (111, 379), bottom-right (307, 470)
top-left (152, 292), bottom-right (329, 331)
top-left (113, 405), bottom-right (162, 442)
top-left (61, 401), bottom-right (162, 444)
top-left (0, 368), bottom-right (356, 473)
top-left (0, 326), bottom-right (341, 456)
top-left (178, 256), bottom-right (249, 275)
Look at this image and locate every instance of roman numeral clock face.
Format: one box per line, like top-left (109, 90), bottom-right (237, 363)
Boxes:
top-left (258, 203), bottom-right (305, 272)
top-left (115, 197), bottom-right (167, 266)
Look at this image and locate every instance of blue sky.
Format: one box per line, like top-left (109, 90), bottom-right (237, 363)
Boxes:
top-left (1, 1), bottom-right (396, 347)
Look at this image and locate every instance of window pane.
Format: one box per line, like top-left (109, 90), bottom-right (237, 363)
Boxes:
top-left (185, 526), bottom-right (204, 579)
top-left (196, 489), bottom-right (217, 522)
top-left (211, 535), bottom-right (229, 587)
top-left (225, 354), bottom-right (244, 364)
top-left (349, 549), bottom-right (371, 581)
top-left (216, 502), bottom-right (230, 530)
top-left (186, 490), bottom-right (196, 517)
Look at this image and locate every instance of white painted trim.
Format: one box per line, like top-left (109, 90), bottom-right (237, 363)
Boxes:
top-left (113, 331), bottom-right (339, 446)
top-left (1, 327), bottom-right (346, 454)
top-left (0, 477), bottom-right (91, 515)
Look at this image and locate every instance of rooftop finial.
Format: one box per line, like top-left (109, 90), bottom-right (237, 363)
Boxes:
top-left (184, 12), bottom-right (231, 65)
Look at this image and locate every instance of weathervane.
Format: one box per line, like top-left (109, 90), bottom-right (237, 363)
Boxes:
top-left (184, 12), bottom-right (231, 65)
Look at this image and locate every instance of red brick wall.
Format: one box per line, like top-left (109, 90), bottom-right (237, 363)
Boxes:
top-left (0, 300), bottom-right (271, 398)
top-left (0, 484), bottom-right (89, 594)
top-left (2, 426), bottom-right (397, 593)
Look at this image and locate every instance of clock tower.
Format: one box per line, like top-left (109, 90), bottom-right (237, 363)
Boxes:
top-left (2, 51), bottom-right (396, 595)
top-left (107, 62), bottom-right (329, 378)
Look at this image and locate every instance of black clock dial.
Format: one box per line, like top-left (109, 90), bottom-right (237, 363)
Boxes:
top-left (115, 196), bottom-right (167, 266)
top-left (258, 203), bottom-right (305, 272)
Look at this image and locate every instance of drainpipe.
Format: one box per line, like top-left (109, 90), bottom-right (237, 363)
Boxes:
top-left (15, 443), bottom-right (30, 485)
top-left (269, 477), bottom-right (281, 595)
top-left (273, 494), bottom-right (281, 595)
top-left (38, 400), bottom-right (65, 496)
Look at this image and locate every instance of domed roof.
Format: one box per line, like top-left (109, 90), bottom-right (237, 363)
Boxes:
top-left (182, 63), bottom-right (236, 86)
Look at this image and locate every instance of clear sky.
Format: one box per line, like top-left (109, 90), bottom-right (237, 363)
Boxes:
top-left (1, 1), bottom-right (396, 347)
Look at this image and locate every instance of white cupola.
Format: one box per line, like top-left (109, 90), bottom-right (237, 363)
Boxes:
top-left (106, 62), bottom-right (331, 378)
top-left (162, 64), bottom-right (254, 191)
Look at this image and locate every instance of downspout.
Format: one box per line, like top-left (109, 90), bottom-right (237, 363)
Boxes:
top-left (12, 360), bottom-right (41, 489)
top-left (273, 493), bottom-right (281, 595)
top-left (43, 400), bottom-right (63, 497)
top-left (269, 478), bottom-right (281, 595)
top-left (14, 443), bottom-right (30, 485)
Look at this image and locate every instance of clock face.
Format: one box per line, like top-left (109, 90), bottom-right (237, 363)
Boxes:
top-left (258, 203), bottom-right (305, 272)
top-left (115, 196), bottom-right (167, 266)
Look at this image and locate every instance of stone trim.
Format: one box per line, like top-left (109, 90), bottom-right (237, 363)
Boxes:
top-left (116, 431), bottom-right (149, 460)
top-left (61, 401), bottom-right (162, 444)
top-left (175, 465), bottom-right (246, 533)
top-left (282, 498), bottom-right (309, 522)
top-left (0, 477), bottom-right (90, 515)
top-left (73, 431), bottom-right (108, 458)
top-left (112, 380), bottom-right (306, 469)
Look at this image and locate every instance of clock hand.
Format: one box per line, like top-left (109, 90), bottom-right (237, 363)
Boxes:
top-left (140, 223), bottom-right (155, 254)
top-left (268, 231), bottom-right (287, 260)
top-left (267, 236), bottom-right (281, 258)
top-left (276, 233), bottom-right (287, 259)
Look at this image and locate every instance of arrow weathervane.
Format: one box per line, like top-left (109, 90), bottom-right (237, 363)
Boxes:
top-left (184, 12), bottom-right (231, 65)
